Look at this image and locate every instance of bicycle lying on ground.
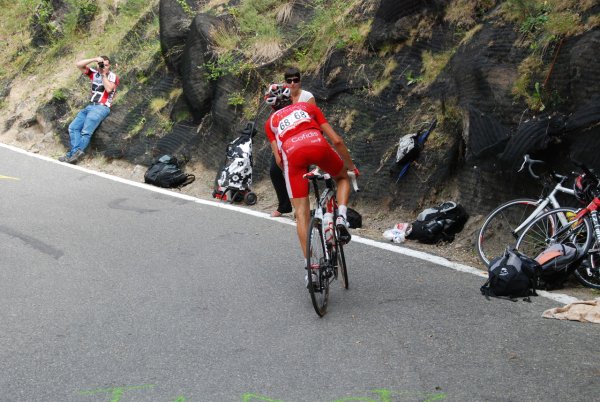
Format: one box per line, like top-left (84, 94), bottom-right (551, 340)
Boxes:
top-left (476, 155), bottom-right (575, 266)
top-left (304, 168), bottom-right (359, 317)
top-left (515, 162), bottom-right (600, 289)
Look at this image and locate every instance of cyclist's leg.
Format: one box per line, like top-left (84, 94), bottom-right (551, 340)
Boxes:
top-left (291, 196), bottom-right (311, 257)
top-left (318, 147), bottom-right (351, 242)
top-left (282, 146), bottom-right (311, 257)
top-left (331, 169), bottom-right (352, 243)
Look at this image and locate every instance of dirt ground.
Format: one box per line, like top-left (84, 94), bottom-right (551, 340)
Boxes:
top-left (1, 119), bottom-right (599, 303)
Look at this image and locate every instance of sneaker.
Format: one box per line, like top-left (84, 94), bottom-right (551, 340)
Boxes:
top-left (336, 216), bottom-right (351, 244)
top-left (66, 149), bottom-right (85, 164)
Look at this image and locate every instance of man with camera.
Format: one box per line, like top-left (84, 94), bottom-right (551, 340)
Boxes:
top-left (59, 56), bottom-right (119, 164)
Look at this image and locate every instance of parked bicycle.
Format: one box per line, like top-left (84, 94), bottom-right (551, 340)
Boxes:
top-left (515, 162), bottom-right (600, 289)
top-left (304, 167), bottom-right (359, 317)
top-left (476, 155), bottom-right (575, 266)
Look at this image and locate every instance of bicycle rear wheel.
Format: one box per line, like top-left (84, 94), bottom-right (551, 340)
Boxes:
top-left (306, 216), bottom-right (330, 317)
top-left (516, 207), bottom-right (592, 262)
top-left (476, 198), bottom-right (543, 266)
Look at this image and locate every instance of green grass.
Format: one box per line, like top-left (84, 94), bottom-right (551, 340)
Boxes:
top-left (0, 0), bottom-right (158, 83)
top-left (499, 0), bottom-right (592, 111)
top-left (294, 0), bottom-right (370, 73)
top-left (421, 49), bottom-right (455, 85)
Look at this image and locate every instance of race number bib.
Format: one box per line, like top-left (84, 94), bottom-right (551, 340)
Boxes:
top-left (277, 109), bottom-right (311, 134)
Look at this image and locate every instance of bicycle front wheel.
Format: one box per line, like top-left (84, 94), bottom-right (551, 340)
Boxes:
top-left (516, 207), bottom-right (592, 262)
top-left (306, 216), bottom-right (330, 317)
top-left (476, 198), bottom-right (544, 266)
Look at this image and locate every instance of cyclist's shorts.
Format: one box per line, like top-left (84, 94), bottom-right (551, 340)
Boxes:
top-left (281, 129), bottom-right (344, 199)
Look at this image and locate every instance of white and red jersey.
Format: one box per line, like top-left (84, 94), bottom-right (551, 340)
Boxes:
top-left (265, 102), bottom-right (328, 151)
top-left (86, 67), bottom-right (119, 107)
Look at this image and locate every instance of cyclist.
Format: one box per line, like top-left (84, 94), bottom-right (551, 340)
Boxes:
top-left (263, 83), bottom-right (359, 266)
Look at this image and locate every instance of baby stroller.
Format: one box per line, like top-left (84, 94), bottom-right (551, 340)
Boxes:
top-left (212, 122), bottom-right (258, 205)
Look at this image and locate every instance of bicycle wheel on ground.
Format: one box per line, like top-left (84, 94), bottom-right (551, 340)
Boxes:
top-left (515, 207), bottom-right (592, 263)
top-left (573, 251), bottom-right (600, 289)
top-left (306, 216), bottom-right (329, 317)
top-left (476, 198), bottom-right (544, 266)
top-left (335, 240), bottom-right (348, 289)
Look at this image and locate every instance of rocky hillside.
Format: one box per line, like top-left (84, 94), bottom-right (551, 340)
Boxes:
top-left (1, 0), bottom-right (599, 217)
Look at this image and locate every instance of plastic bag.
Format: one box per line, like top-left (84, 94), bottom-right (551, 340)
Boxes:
top-left (383, 223), bottom-right (412, 243)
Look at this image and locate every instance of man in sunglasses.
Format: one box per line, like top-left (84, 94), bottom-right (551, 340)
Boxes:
top-left (270, 67), bottom-right (316, 217)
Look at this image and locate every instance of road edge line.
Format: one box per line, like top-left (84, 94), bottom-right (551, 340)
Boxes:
top-left (2, 142), bottom-right (580, 305)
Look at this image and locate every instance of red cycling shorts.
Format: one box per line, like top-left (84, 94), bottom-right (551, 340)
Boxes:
top-left (281, 129), bottom-right (344, 199)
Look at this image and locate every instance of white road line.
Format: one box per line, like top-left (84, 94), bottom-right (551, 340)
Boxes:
top-left (1, 142), bottom-right (581, 305)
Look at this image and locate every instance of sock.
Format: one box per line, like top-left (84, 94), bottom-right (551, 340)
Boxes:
top-left (338, 205), bottom-right (347, 220)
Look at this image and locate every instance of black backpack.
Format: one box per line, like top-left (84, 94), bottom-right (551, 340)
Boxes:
top-left (347, 207), bottom-right (362, 229)
top-left (406, 201), bottom-right (469, 243)
top-left (144, 155), bottom-right (195, 189)
top-left (481, 247), bottom-right (539, 300)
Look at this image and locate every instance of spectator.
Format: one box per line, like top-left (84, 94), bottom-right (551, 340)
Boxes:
top-left (269, 67), bottom-right (316, 217)
top-left (59, 56), bottom-right (119, 164)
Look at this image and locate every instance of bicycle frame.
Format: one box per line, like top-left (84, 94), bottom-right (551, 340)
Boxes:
top-left (576, 197), bottom-right (600, 246)
top-left (512, 179), bottom-right (575, 234)
top-left (310, 175), bottom-right (337, 261)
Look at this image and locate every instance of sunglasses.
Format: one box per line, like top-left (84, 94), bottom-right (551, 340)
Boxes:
top-left (285, 77), bottom-right (300, 84)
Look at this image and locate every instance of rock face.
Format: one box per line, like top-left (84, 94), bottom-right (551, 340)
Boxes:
top-left (50, 1), bottom-right (600, 216)
top-left (159, 0), bottom-right (195, 73)
top-left (180, 13), bottom-right (219, 122)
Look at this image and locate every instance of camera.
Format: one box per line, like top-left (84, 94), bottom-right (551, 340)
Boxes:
top-left (98, 62), bottom-right (104, 68)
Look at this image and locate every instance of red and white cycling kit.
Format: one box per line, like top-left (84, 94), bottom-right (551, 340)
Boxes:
top-left (85, 67), bottom-right (119, 107)
top-left (265, 102), bottom-right (344, 198)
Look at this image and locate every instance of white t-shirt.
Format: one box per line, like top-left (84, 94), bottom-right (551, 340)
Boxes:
top-left (298, 90), bottom-right (314, 103)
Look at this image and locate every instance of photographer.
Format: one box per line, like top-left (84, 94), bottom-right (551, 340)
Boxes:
top-left (59, 56), bottom-right (119, 164)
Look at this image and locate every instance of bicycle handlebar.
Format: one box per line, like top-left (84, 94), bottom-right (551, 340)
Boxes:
top-left (518, 154), bottom-right (545, 180)
top-left (573, 160), bottom-right (594, 177)
top-left (347, 171), bottom-right (360, 192)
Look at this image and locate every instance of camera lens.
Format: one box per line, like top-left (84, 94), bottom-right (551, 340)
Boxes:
top-left (98, 62), bottom-right (104, 68)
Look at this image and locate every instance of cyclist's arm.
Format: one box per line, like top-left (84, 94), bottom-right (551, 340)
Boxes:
top-left (320, 122), bottom-right (356, 171)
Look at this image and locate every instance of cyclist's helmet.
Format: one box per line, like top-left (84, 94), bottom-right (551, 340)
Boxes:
top-left (574, 173), bottom-right (598, 204)
top-left (264, 83), bottom-right (291, 110)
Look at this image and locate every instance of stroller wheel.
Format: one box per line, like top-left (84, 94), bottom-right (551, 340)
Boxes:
top-left (244, 192), bottom-right (257, 205)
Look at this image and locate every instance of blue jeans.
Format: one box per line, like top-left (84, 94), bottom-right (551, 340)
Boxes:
top-left (67, 104), bottom-right (110, 157)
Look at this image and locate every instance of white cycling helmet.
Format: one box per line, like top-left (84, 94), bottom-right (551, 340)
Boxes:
top-left (264, 83), bottom-right (291, 110)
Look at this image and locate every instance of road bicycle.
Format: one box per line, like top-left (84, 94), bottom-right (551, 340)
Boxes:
top-left (304, 168), bottom-right (359, 317)
top-left (476, 155), bottom-right (575, 266)
top-left (515, 163), bottom-right (600, 289)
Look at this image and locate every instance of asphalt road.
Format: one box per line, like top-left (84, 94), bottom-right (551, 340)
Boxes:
top-left (1, 144), bottom-right (599, 402)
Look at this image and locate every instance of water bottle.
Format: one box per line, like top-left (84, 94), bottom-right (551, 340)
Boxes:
top-left (323, 212), bottom-right (334, 245)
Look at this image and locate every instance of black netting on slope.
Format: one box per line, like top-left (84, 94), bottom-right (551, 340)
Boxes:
top-left (74, 2), bottom-right (600, 215)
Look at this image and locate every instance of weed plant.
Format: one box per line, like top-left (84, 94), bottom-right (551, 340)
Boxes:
top-left (500, 0), bottom-right (591, 111)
